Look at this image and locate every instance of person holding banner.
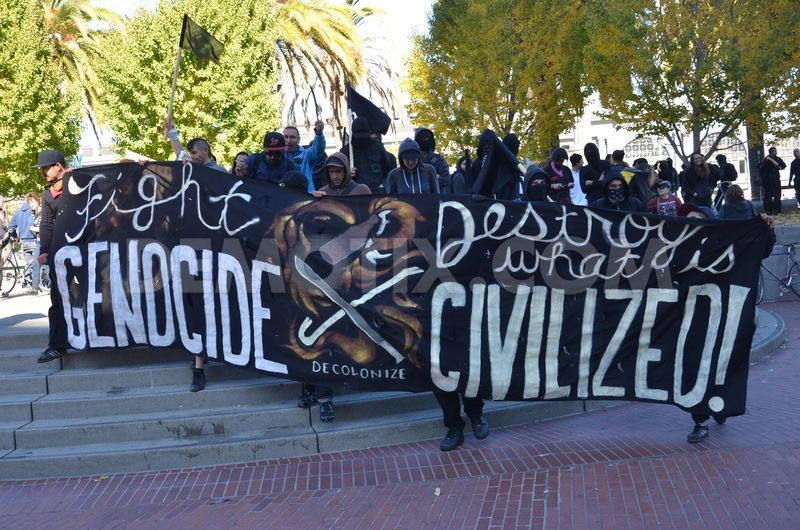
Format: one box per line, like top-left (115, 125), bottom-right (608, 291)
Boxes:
top-left (245, 132), bottom-right (299, 183)
top-left (35, 150), bottom-right (71, 363)
top-left (164, 118), bottom-right (227, 172)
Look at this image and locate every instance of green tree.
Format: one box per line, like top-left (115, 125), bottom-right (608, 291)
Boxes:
top-left (405, 0), bottom-right (587, 161)
top-left (0, 0), bottom-right (81, 194)
top-left (42, 0), bottom-right (122, 141)
top-left (584, 0), bottom-right (800, 165)
top-left (93, 0), bottom-right (280, 164)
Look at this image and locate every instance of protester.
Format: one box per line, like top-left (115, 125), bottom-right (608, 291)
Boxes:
top-left (647, 181), bottom-right (682, 216)
top-left (657, 158), bottom-right (681, 193)
top-left (339, 117), bottom-right (395, 193)
top-left (34, 150), bottom-right (71, 363)
top-left (450, 152), bottom-right (471, 194)
top-left (283, 121), bottom-right (326, 192)
top-left (164, 118), bottom-right (227, 172)
top-left (544, 147), bottom-right (573, 204)
top-left (522, 164), bottom-right (551, 202)
top-left (789, 149), bottom-right (800, 208)
top-left (580, 142), bottom-right (609, 203)
top-left (569, 153), bottom-right (587, 206)
top-left (470, 130), bottom-right (521, 201)
top-left (589, 174), bottom-right (647, 213)
top-left (279, 170), bottom-right (312, 193)
top-left (230, 151), bottom-right (248, 178)
top-left (386, 139), bottom-right (440, 194)
top-left (414, 128), bottom-right (450, 192)
top-left (760, 147), bottom-right (787, 215)
top-left (718, 184), bottom-right (756, 220)
top-left (313, 152), bottom-right (370, 197)
top-left (713, 154), bottom-right (738, 209)
top-left (626, 158), bottom-right (654, 206)
top-left (682, 152), bottom-right (718, 207)
top-left (246, 132), bottom-right (299, 184)
top-left (502, 133), bottom-right (520, 158)
top-left (9, 192), bottom-right (41, 294)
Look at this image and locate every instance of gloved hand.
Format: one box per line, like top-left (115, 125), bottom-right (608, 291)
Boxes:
top-left (471, 193), bottom-right (488, 202)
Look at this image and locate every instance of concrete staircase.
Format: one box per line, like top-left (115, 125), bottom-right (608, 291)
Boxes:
top-left (0, 329), bottom-right (592, 480)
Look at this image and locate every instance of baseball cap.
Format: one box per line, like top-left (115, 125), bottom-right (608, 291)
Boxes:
top-left (263, 132), bottom-right (286, 152)
top-left (657, 180), bottom-right (671, 189)
top-left (33, 149), bottom-right (65, 168)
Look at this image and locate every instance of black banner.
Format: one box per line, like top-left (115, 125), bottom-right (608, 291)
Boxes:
top-left (52, 162), bottom-right (769, 417)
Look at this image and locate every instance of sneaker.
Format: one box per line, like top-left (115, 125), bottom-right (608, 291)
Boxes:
top-left (470, 416), bottom-right (490, 440)
top-left (439, 426), bottom-right (464, 451)
top-left (37, 346), bottom-right (66, 363)
top-left (190, 368), bottom-right (206, 392)
top-left (687, 423), bottom-right (709, 443)
top-left (298, 388), bottom-right (318, 409)
top-left (319, 401), bottom-right (335, 422)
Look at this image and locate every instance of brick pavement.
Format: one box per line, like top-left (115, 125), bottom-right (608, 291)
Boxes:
top-left (1, 301), bottom-right (799, 529)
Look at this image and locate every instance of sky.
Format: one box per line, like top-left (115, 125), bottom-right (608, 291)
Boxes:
top-left (91, 0), bottom-right (431, 76)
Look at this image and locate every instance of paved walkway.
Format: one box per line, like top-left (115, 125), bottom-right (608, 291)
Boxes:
top-left (1, 301), bottom-right (799, 529)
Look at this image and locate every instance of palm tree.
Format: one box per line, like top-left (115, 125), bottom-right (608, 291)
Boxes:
top-left (274, 0), bottom-right (402, 137)
top-left (41, 0), bottom-right (122, 140)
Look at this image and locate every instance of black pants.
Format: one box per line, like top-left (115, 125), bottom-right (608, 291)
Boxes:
top-left (304, 383), bottom-right (333, 402)
top-left (48, 262), bottom-right (69, 350)
top-left (433, 390), bottom-right (483, 429)
top-left (763, 184), bottom-right (781, 214)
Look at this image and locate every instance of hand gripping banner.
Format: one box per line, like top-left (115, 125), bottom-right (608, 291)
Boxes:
top-left (51, 162), bottom-right (769, 417)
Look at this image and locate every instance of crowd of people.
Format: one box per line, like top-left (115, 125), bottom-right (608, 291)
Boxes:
top-left (30, 118), bottom-right (788, 451)
top-left (0, 191), bottom-right (46, 295)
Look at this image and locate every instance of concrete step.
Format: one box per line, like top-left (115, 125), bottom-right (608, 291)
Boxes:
top-left (0, 331), bottom-right (47, 353)
top-left (46, 360), bottom-right (257, 394)
top-left (0, 395), bottom-right (38, 423)
top-left (14, 402), bottom-right (310, 449)
top-left (0, 428), bottom-right (318, 479)
top-left (0, 348), bottom-right (60, 373)
top-left (0, 421), bottom-right (26, 453)
top-left (314, 399), bottom-right (590, 453)
top-left (0, 372), bottom-right (48, 396)
top-left (31, 378), bottom-right (298, 420)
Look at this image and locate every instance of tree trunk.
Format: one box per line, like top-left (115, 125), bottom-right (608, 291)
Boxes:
top-left (746, 125), bottom-right (764, 201)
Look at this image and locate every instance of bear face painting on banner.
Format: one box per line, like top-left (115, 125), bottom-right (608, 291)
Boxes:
top-left (51, 162), bottom-right (769, 418)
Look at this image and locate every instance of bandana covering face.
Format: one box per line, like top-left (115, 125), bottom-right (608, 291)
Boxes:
top-left (608, 187), bottom-right (625, 205)
top-left (528, 183), bottom-right (548, 201)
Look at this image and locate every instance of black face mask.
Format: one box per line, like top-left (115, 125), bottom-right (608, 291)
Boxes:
top-left (417, 139), bottom-right (433, 152)
top-left (527, 182), bottom-right (548, 201)
top-left (608, 187), bottom-right (625, 204)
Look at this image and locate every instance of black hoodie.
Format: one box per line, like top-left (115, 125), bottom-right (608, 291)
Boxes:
top-left (580, 142), bottom-right (610, 203)
top-left (450, 155), bottom-right (471, 194)
top-left (522, 165), bottom-right (551, 201)
top-left (471, 129), bottom-right (522, 200)
top-left (589, 176), bottom-right (647, 212)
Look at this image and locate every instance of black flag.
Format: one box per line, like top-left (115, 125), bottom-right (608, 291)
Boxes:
top-left (346, 85), bottom-right (391, 135)
top-left (179, 15), bottom-right (224, 63)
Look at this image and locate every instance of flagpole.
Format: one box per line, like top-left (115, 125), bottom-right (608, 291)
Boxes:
top-left (166, 46), bottom-right (183, 124)
top-left (348, 109), bottom-right (354, 172)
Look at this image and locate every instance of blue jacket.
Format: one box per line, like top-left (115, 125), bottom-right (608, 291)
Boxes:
top-left (245, 152), bottom-right (299, 185)
top-left (286, 131), bottom-right (326, 192)
top-left (9, 204), bottom-right (36, 241)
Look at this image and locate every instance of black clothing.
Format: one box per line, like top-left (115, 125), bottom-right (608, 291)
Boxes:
top-left (790, 159), bottom-right (800, 189)
top-left (340, 139), bottom-right (395, 193)
top-left (421, 152), bottom-right (451, 193)
top-left (718, 161), bottom-right (738, 182)
top-left (522, 165), bottom-right (550, 202)
top-left (760, 155), bottom-right (786, 214)
top-left (433, 391), bottom-right (484, 429)
top-left (718, 200), bottom-right (755, 220)
top-left (39, 188), bottom-right (63, 257)
top-left (471, 129), bottom-right (521, 201)
top-left (682, 164), bottom-right (717, 207)
top-left (628, 168), bottom-right (653, 206)
top-left (450, 155), bottom-right (471, 194)
top-left (581, 143), bottom-right (609, 203)
top-left (589, 176), bottom-right (647, 213)
top-left (543, 162), bottom-right (574, 204)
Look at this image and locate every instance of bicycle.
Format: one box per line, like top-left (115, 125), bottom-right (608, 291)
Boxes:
top-left (0, 233), bottom-right (21, 296)
top-left (0, 230), bottom-right (49, 297)
top-left (756, 242), bottom-right (800, 304)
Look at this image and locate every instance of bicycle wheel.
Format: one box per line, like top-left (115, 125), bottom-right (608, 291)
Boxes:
top-left (789, 262), bottom-right (800, 298)
top-left (0, 257), bottom-right (18, 296)
top-left (756, 269), bottom-right (764, 305)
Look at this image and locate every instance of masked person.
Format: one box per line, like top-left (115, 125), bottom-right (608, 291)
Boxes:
top-left (386, 139), bottom-right (440, 194)
top-left (581, 142), bottom-right (610, 203)
top-left (470, 129), bottom-right (521, 201)
top-left (414, 128), bottom-right (450, 193)
top-left (246, 132), bottom-right (299, 184)
top-left (340, 117), bottom-right (395, 193)
top-left (450, 152), bottom-right (471, 195)
top-left (522, 164), bottom-right (551, 202)
top-left (590, 174), bottom-right (647, 213)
